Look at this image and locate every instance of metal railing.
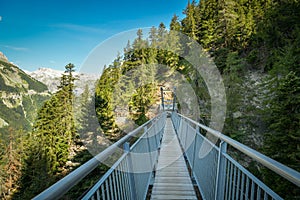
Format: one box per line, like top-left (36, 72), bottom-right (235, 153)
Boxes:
top-left (171, 112), bottom-right (300, 200)
top-left (34, 112), bottom-right (166, 200)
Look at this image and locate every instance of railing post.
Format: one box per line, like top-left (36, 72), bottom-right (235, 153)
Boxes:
top-left (123, 142), bottom-right (137, 200)
top-left (192, 126), bottom-right (200, 170)
top-left (172, 86), bottom-right (176, 111)
top-left (175, 113), bottom-right (180, 131)
top-left (145, 127), bottom-right (153, 168)
top-left (160, 87), bottom-right (164, 111)
top-left (153, 122), bottom-right (159, 148)
top-left (215, 141), bottom-right (227, 200)
top-left (184, 119), bottom-right (189, 149)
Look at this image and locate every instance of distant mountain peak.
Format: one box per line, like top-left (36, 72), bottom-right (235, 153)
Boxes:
top-left (26, 67), bottom-right (99, 94)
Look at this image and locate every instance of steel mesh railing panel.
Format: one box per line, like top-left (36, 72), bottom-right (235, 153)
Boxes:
top-left (184, 124), bottom-right (197, 165)
top-left (130, 134), bottom-right (154, 199)
top-left (82, 113), bottom-right (166, 200)
top-left (170, 112), bottom-right (289, 200)
top-left (189, 131), bottom-right (219, 200)
top-left (223, 154), bottom-right (282, 200)
top-left (173, 113), bottom-right (219, 200)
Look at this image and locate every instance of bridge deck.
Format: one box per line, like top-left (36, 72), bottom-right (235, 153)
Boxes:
top-left (150, 118), bottom-right (197, 200)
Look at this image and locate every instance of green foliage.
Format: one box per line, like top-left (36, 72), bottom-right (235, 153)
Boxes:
top-left (170, 15), bottom-right (181, 31)
top-left (0, 127), bottom-right (25, 199)
top-left (251, 0), bottom-right (300, 72)
top-left (262, 72), bottom-right (300, 198)
top-left (16, 64), bottom-right (77, 198)
top-left (223, 52), bottom-right (244, 140)
top-left (95, 65), bottom-right (121, 141)
top-left (129, 83), bottom-right (156, 125)
top-left (33, 92), bottom-right (71, 173)
top-left (77, 84), bottom-right (100, 147)
top-left (181, 0), bottom-right (199, 40)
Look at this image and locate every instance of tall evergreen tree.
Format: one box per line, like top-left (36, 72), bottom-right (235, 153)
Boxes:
top-left (17, 63), bottom-right (77, 198)
top-left (223, 52), bottom-right (244, 140)
top-left (198, 0), bottom-right (219, 49)
top-left (262, 72), bottom-right (300, 198)
top-left (95, 61), bottom-right (121, 141)
top-left (181, 0), bottom-right (198, 40)
top-left (170, 15), bottom-right (181, 31)
top-left (32, 63), bottom-right (76, 173)
top-left (0, 127), bottom-right (24, 199)
top-left (78, 85), bottom-right (100, 147)
top-left (132, 29), bottom-right (148, 65)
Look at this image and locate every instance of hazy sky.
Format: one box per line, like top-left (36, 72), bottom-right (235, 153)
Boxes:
top-left (0, 0), bottom-right (187, 72)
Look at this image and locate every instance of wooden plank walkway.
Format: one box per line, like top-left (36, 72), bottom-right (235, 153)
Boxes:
top-left (150, 118), bottom-right (197, 200)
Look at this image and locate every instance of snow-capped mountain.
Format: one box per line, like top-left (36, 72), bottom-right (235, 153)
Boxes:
top-left (26, 68), bottom-right (99, 94)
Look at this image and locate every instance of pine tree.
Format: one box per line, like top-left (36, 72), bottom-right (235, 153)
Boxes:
top-left (17, 64), bottom-right (77, 198)
top-left (95, 62), bottom-right (121, 141)
top-left (223, 52), bottom-right (244, 140)
top-left (198, 0), bottom-right (219, 49)
top-left (123, 40), bottom-right (132, 63)
top-left (148, 26), bottom-right (158, 65)
top-left (262, 72), bottom-right (300, 198)
top-left (0, 127), bottom-right (24, 199)
top-left (132, 29), bottom-right (148, 65)
top-left (60, 63), bottom-right (76, 146)
top-left (217, 0), bottom-right (240, 49)
top-left (128, 79), bottom-right (156, 125)
top-left (78, 85), bottom-right (100, 147)
top-left (170, 15), bottom-right (181, 31)
top-left (181, 0), bottom-right (198, 41)
top-left (157, 22), bottom-right (167, 41)
top-left (156, 23), bottom-right (167, 64)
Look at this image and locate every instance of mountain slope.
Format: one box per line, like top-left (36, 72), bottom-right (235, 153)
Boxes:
top-left (0, 53), bottom-right (50, 131)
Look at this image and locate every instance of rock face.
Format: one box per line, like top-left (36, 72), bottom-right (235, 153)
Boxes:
top-left (0, 53), bottom-right (50, 130)
top-left (26, 68), bottom-right (99, 94)
top-left (0, 51), bottom-right (8, 62)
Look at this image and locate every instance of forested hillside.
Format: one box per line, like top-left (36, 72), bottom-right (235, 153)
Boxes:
top-left (0, 57), bottom-right (50, 198)
top-left (0, 0), bottom-right (299, 199)
top-left (177, 1), bottom-right (300, 198)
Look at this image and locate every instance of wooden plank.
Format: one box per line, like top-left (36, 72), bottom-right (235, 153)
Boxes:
top-left (151, 190), bottom-right (196, 195)
top-left (151, 194), bottom-right (197, 200)
top-left (155, 172), bottom-right (190, 177)
top-left (150, 118), bottom-right (197, 200)
top-left (152, 185), bottom-right (195, 191)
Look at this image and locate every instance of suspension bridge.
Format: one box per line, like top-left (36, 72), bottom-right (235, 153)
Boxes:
top-left (33, 89), bottom-right (300, 200)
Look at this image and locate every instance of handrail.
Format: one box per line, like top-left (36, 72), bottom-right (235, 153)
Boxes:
top-left (33, 112), bottom-right (165, 200)
top-left (82, 112), bottom-right (167, 199)
top-left (176, 112), bottom-right (300, 187)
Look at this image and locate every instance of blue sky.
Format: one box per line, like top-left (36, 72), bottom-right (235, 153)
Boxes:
top-left (0, 0), bottom-right (188, 72)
